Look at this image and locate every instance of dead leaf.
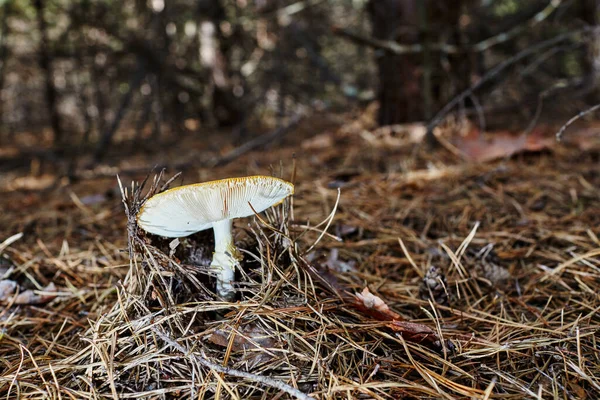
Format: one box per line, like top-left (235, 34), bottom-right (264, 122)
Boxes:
top-left (8, 174), bottom-right (56, 191)
top-left (354, 287), bottom-right (441, 347)
top-left (360, 123), bottom-right (426, 148)
top-left (0, 282), bottom-right (57, 305)
top-left (389, 320), bottom-right (440, 346)
top-left (208, 324), bottom-right (278, 365)
top-left (455, 127), bottom-right (554, 163)
top-left (354, 287), bottom-right (402, 321)
top-left (564, 126), bottom-right (600, 150)
top-left (301, 132), bottom-right (334, 150)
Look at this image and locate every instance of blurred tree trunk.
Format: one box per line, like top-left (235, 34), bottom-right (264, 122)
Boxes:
top-left (0, 1), bottom-right (12, 144)
top-left (34, 0), bottom-right (63, 146)
top-left (367, 0), bottom-right (420, 125)
top-left (198, 0), bottom-right (244, 127)
top-left (581, 0), bottom-right (600, 99)
top-left (367, 0), bottom-right (470, 126)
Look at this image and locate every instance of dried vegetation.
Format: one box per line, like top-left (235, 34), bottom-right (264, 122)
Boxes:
top-left (0, 111), bottom-right (599, 399)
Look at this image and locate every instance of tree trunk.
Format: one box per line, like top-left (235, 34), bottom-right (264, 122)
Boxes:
top-left (34, 0), bottom-right (63, 146)
top-left (0, 1), bottom-right (12, 144)
top-left (367, 0), bottom-right (471, 126)
top-left (367, 0), bottom-right (420, 126)
top-left (581, 0), bottom-right (600, 99)
top-left (198, 0), bottom-right (244, 127)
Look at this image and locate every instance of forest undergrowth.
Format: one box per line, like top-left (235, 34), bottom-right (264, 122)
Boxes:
top-left (0, 110), bottom-right (599, 399)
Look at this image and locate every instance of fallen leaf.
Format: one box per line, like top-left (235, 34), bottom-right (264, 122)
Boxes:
top-left (354, 287), bottom-right (441, 347)
top-left (0, 282), bottom-right (57, 305)
top-left (360, 123), bottom-right (426, 148)
top-left (208, 324), bottom-right (279, 365)
top-left (301, 132), bottom-right (334, 150)
top-left (564, 126), bottom-right (600, 150)
top-left (8, 174), bottom-right (56, 191)
top-left (455, 127), bottom-right (554, 162)
top-left (389, 320), bottom-right (440, 346)
top-left (354, 287), bottom-right (402, 321)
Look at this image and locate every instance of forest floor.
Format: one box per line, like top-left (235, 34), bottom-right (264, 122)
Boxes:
top-left (1, 107), bottom-right (600, 399)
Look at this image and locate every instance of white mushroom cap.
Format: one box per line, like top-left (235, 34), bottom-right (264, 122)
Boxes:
top-left (137, 175), bottom-right (294, 238)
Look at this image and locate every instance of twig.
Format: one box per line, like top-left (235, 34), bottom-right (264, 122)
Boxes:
top-left (556, 103), bottom-right (600, 141)
top-left (470, 0), bottom-right (562, 53)
top-left (332, 0), bottom-right (562, 55)
top-left (211, 114), bottom-right (303, 167)
top-left (152, 327), bottom-right (312, 400)
top-left (0, 232), bottom-right (23, 255)
top-left (332, 25), bottom-right (423, 55)
top-left (426, 27), bottom-right (592, 140)
top-left (95, 59), bottom-right (146, 161)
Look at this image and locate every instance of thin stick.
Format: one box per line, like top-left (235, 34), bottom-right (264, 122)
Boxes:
top-left (0, 232), bottom-right (23, 255)
top-left (332, 0), bottom-right (562, 55)
top-left (152, 327), bottom-right (313, 400)
top-left (556, 103), bottom-right (600, 141)
top-left (303, 188), bottom-right (340, 255)
top-left (212, 114), bottom-right (303, 167)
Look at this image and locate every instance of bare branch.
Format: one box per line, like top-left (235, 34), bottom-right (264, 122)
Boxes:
top-left (211, 114), bottom-right (303, 167)
top-left (426, 27), bottom-right (593, 140)
top-left (152, 327), bottom-right (313, 400)
top-left (556, 103), bottom-right (600, 141)
top-left (333, 0), bottom-right (563, 55)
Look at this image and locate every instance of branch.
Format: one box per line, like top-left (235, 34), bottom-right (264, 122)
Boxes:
top-left (556, 103), bottom-right (600, 141)
top-left (426, 27), bottom-right (593, 139)
top-left (152, 327), bottom-right (312, 400)
top-left (472, 0), bottom-right (562, 53)
top-left (332, 0), bottom-right (563, 55)
top-left (94, 60), bottom-right (146, 161)
top-left (211, 114), bottom-right (303, 167)
top-left (331, 25), bottom-right (423, 55)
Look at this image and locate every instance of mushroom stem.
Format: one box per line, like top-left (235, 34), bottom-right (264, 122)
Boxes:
top-left (211, 219), bottom-right (239, 300)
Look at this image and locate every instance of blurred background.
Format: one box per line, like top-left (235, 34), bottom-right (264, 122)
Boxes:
top-left (0, 0), bottom-right (598, 175)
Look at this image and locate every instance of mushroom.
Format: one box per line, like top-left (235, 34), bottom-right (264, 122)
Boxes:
top-left (136, 175), bottom-right (294, 301)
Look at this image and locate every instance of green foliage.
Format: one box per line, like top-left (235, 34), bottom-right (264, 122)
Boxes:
top-left (491, 0), bottom-right (520, 17)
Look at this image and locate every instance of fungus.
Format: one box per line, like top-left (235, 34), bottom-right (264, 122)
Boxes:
top-left (137, 175), bottom-right (294, 301)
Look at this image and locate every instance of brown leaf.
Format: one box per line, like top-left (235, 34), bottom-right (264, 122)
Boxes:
top-left (5, 282), bottom-right (58, 305)
top-left (354, 287), bottom-right (402, 321)
top-left (360, 123), bottom-right (426, 148)
top-left (8, 174), bottom-right (56, 191)
top-left (354, 287), bottom-right (441, 347)
top-left (565, 126), bottom-right (600, 150)
top-left (301, 132), bottom-right (334, 150)
top-left (208, 324), bottom-right (278, 364)
top-left (455, 127), bottom-right (554, 163)
top-left (388, 321), bottom-right (440, 346)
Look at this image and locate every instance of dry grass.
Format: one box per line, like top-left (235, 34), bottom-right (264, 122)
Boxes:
top-left (0, 113), bottom-right (599, 399)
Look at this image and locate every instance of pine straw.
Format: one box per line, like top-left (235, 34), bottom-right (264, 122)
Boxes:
top-left (0, 117), bottom-right (600, 399)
